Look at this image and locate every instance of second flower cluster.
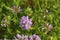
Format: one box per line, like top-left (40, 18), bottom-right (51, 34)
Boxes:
top-left (14, 34), bottom-right (41, 40)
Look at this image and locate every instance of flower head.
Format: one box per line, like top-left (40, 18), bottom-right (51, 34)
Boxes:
top-left (1, 16), bottom-right (11, 27)
top-left (16, 34), bottom-right (29, 40)
top-left (48, 24), bottom-right (53, 31)
top-left (24, 35), bottom-right (29, 40)
top-left (20, 16), bottom-right (32, 30)
top-left (1, 19), bottom-right (7, 27)
top-left (15, 34), bottom-right (41, 40)
top-left (16, 34), bottom-right (22, 39)
top-left (11, 6), bottom-right (21, 13)
top-left (29, 34), bottom-right (41, 40)
top-left (1, 17), bottom-right (10, 27)
top-left (4, 38), bottom-right (7, 40)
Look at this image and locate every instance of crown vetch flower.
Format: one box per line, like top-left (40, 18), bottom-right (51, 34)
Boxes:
top-left (1, 19), bottom-right (6, 27)
top-left (20, 16), bottom-right (32, 30)
top-left (48, 24), bottom-right (53, 31)
top-left (16, 34), bottom-right (22, 39)
top-left (16, 34), bottom-right (24, 40)
top-left (24, 35), bottom-right (29, 40)
top-left (29, 34), bottom-right (41, 40)
top-left (16, 34), bottom-right (29, 40)
top-left (11, 6), bottom-right (21, 13)
top-left (15, 34), bottom-right (41, 40)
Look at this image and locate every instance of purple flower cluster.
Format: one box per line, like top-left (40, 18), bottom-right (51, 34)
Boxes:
top-left (20, 16), bottom-right (32, 30)
top-left (14, 34), bottom-right (41, 40)
top-left (14, 34), bottom-right (29, 40)
top-left (29, 34), bottom-right (41, 40)
top-left (11, 6), bottom-right (21, 13)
